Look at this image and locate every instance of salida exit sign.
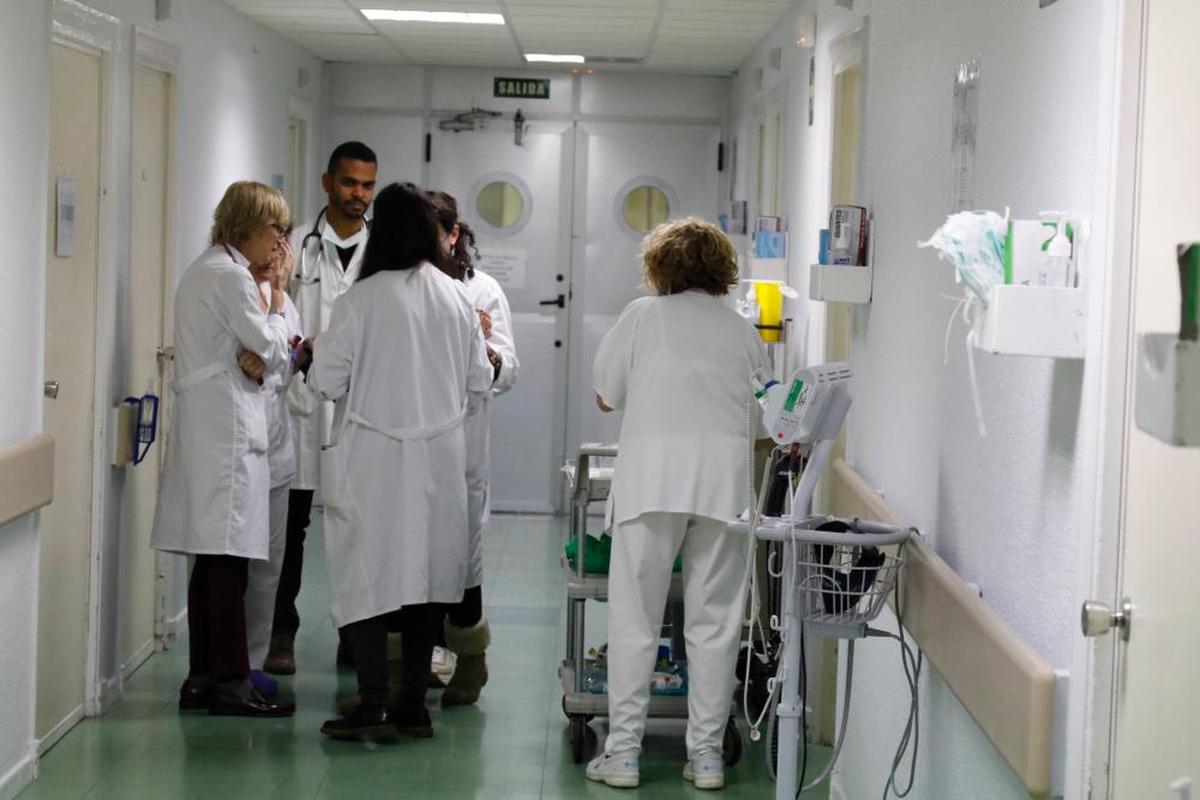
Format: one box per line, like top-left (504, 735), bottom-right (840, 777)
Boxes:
top-left (493, 77), bottom-right (550, 99)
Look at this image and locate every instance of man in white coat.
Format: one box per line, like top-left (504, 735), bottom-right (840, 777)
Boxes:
top-left (151, 181), bottom-right (298, 717)
top-left (265, 141), bottom-right (378, 675)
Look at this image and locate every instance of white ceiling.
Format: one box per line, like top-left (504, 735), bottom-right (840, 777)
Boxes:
top-left (225, 0), bottom-right (796, 73)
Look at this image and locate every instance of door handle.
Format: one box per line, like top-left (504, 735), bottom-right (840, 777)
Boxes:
top-left (44, 380), bottom-right (60, 399)
top-left (539, 294), bottom-right (566, 309)
top-left (1081, 597), bottom-right (1132, 641)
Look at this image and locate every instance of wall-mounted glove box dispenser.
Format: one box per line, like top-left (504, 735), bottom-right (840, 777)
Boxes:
top-left (1136, 334), bottom-right (1200, 447)
top-left (971, 285), bottom-right (1086, 359)
top-left (109, 393), bottom-right (159, 467)
top-left (809, 262), bottom-right (873, 303)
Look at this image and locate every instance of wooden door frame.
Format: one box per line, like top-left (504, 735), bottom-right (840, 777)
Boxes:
top-left (45, 0), bottom-right (119, 739)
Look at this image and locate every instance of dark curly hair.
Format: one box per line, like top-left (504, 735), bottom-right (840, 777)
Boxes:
top-left (642, 217), bottom-right (739, 296)
top-left (427, 190), bottom-right (479, 281)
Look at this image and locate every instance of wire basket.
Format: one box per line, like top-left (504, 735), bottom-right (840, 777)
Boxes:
top-left (792, 539), bottom-right (905, 627)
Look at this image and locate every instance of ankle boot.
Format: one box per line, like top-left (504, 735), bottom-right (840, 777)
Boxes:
top-left (336, 632), bottom-right (403, 716)
top-left (442, 616), bottom-right (490, 706)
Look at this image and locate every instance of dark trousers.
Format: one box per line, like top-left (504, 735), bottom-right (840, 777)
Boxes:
top-left (344, 604), bottom-right (441, 711)
top-left (188, 555), bottom-right (250, 683)
top-left (444, 584), bottom-right (483, 628)
top-left (272, 488), bottom-right (314, 639)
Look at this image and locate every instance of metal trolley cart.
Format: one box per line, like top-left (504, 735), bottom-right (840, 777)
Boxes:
top-left (558, 444), bottom-right (743, 764)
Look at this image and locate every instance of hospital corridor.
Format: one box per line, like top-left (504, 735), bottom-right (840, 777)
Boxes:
top-left (0, 1), bottom-right (1197, 799)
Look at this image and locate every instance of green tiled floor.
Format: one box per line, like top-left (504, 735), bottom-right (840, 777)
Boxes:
top-left (20, 514), bottom-right (829, 799)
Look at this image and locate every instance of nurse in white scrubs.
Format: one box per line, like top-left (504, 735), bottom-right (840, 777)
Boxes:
top-left (588, 217), bottom-right (769, 790)
top-left (310, 183), bottom-right (493, 741)
top-left (428, 190), bottom-right (519, 706)
top-left (151, 181), bottom-right (297, 717)
top-left (243, 252), bottom-right (303, 697)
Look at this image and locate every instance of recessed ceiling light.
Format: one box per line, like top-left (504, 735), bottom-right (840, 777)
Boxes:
top-left (362, 9), bottom-right (505, 25)
top-left (524, 53), bottom-right (585, 63)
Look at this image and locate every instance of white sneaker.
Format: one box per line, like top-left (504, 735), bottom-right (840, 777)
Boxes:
top-left (430, 646), bottom-right (456, 679)
top-left (586, 750), bottom-right (640, 788)
top-left (683, 751), bottom-right (725, 790)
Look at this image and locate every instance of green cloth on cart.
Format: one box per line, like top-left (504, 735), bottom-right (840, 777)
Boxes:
top-left (565, 534), bottom-right (683, 574)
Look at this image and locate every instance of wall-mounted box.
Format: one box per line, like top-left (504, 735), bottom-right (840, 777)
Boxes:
top-left (809, 263), bottom-right (872, 303)
top-left (1135, 334), bottom-right (1200, 447)
top-left (749, 256), bottom-right (787, 283)
top-left (972, 285), bottom-right (1086, 359)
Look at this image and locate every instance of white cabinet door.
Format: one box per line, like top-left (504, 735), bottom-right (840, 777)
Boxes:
top-left (429, 124), bottom-right (574, 512)
top-left (567, 121), bottom-right (721, 456)
top-left (1100, 1), bottom-right (1200, 796)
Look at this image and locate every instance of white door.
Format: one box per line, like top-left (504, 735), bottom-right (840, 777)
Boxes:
top-left (568, 122), bottom-right (721, 455)
top-left (428, 124), bottom-right (574, 513)
top-left (38, 41), bottom-right (103, 741)
top-left (1097, 1), bottom-right (1200, 795)
top-left (117, 64), bottom-right (170, 671)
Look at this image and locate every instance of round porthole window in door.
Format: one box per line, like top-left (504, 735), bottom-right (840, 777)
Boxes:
top-left (616, 177), bottom-right (677, 238)
top-left (472, 174), bottom-right (532, 237)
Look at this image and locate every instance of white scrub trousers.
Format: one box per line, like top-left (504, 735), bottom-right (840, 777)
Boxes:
top-left (245, 483), bottom-right (290, 667)
top-left (604, 512), bottom-right (748, 758)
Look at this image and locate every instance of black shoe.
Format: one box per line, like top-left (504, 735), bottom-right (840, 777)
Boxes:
top-left (320, 705), bottom-right (398, 742)
top-left (178, 680), bottom-right (212, 712)
top-left (209, 685), bottom-right (295, 717)
top-left (390, 704), bottom-right (434, 738)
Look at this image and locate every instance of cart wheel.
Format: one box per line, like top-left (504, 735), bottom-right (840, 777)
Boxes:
top-left (570, 716), bottom-right (596, 763)
top-left (723, 719), bottom-right (743, 766)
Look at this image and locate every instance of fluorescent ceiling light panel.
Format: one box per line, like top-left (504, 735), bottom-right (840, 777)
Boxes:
top-left (362, 9), bottom-right (505, 25)
top-left (524, 53), bottom-right (585, 63)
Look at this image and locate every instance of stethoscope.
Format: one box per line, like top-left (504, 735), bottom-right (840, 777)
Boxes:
top-left (295, 206), bottom-right (371, 286)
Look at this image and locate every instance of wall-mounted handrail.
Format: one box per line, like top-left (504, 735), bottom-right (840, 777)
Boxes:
top-left (830, 459), bottom-right (1056, 799)
top-left (0, 434), bottom-right (55, 528)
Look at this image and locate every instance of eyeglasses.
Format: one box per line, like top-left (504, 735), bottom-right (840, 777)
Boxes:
top-left (271, 223), bottom-right (293, 237)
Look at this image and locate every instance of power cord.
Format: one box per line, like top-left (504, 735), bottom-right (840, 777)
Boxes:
top-left (881, 563), bottom-right (922, 799)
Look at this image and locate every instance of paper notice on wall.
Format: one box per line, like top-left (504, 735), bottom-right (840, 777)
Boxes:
top-left (56, 176), bottom-right (77, 258)
top-left (950, 57), bottom-right (981, 212)
top-left (476, 246), bottom-right (528, 290)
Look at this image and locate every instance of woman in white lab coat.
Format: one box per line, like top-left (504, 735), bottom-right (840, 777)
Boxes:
top-left (151, 181), bottom-right (297, 718)
top-left (310, 182), bottom-right (493, 741)
top-left (588, 217), bottom-right (769, 789)
top-left (243, 252), bottom-right (303, 697)
top-left (428, 190), bottom-right (520, 706)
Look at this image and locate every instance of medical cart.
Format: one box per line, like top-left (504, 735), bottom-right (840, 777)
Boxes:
top-left (558, 443), bottom-right (744, 765)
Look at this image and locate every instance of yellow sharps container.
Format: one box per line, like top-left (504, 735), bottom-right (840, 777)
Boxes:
top-left (754, 281), bottom-right (783, 343)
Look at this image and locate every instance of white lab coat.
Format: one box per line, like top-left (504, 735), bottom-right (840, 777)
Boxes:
top-left (286, 210), bottom-right (369, 490)
top-left (593, 290), bottom-right (770, 528)
top-left (462, 268), bottom-right (519, 587)
top-left (245, 285), bottom-right (302, 666)
top-left (151, 245), bottom-right (292, 559)
top-left (309, 262), bottom-right (493, 627)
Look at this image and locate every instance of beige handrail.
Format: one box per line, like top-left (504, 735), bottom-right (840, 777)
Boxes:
top-left (0, 434), bottom-right (55, 528)
top-left (831, 459), bottom-right (1055, 799)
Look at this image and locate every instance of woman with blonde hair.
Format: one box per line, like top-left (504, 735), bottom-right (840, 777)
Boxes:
top-left (152, 180), bottom-right (298, 717)
top-left (588, 217), bottom-right (768, 790)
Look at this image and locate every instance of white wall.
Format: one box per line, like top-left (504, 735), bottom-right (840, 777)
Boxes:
top-left (732, 2), bottom-right (1120, 798)
top-left (0, 2), bottom-right (51, 795)
top-left (0, 1), bottom-right (323, 795)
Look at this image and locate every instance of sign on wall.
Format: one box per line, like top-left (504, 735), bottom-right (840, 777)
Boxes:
top-left (493, 77), bottom-right (550, 100)
top-left (476, 246), bottom-right (528, 290)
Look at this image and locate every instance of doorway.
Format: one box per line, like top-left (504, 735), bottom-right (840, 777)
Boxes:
top-left (37, 40), bottom-right (105, 744)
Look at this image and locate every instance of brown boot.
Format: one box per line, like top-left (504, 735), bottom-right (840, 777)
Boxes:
top-left (263, 634), bottom-right (295, 675)
top-left (336, 633), bottom-right (403, 715)
top-left (441, 616), bottom-right (490, 707)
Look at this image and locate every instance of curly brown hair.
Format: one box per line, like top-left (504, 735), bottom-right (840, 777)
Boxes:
top-left (641, 217), bottom-right (738, 296)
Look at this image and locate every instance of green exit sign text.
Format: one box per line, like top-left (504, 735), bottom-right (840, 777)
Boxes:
top-left (493, 77), bottom-right (551, 99)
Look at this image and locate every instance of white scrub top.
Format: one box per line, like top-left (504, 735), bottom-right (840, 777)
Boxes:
top-left (593, 289), bottom-right (770, 528)
top-left (287, 211), bottom-right (369, 490)
top-left (309, 262), bottom-right (493, 626)
top-left (151, 245), bottom-right (292, 560)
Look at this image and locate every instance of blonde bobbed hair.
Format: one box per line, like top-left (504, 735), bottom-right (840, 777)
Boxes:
top-left (641, 216), bottom-right (739, 296)
top-left (210, 181), bottom-right (290, 248)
